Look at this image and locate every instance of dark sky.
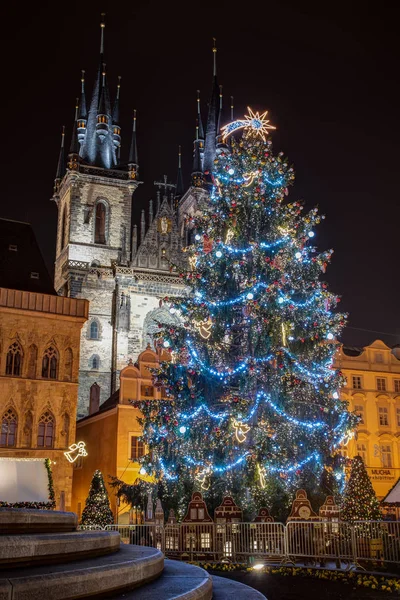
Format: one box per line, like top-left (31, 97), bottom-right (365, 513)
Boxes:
top-left (1, 0), bottom-right (399, 348)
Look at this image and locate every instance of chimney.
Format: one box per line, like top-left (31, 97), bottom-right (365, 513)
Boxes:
top-left (89, 382), bottom-right (100, 415)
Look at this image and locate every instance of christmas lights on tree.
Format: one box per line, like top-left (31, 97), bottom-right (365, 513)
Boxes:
top-left (341, 456), bottom-right (382, 521)
top-left (80, 470), bottom-right (114, 528)
top-left (137, 109), bottom-right (358, 515)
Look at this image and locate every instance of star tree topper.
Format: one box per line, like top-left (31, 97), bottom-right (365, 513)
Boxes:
top-left (221, 107), bottom-right (276, 142)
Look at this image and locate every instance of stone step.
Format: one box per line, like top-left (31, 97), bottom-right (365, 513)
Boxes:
top-left (111, 559), bottom-right (213, 600)
top-left (0, 508), bottom-right (77, 534)
top-left (0, 544), bottom-right (163, 600)
top-left (0, 530), bottom-right (120, 567)
top-left (211, 574), bottom-right (267, 599)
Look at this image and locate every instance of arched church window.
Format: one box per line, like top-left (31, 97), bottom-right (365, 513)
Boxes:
top-left (1, 408), bottom-right (18, 447)
top-left (89, 320), bottom-right (99, 340)
top-left (42, 346), bottom-right (58, 379)
top-left (64, 348), bottom-right (73, 381)
top-left (6, 342), bottom-right (22, 376)
top-left (37, 411), bottom-right (55, 448)
top-left (91, 355), bottom-right (100, 370)
top-left (95, 202), bottom-right (107, 244)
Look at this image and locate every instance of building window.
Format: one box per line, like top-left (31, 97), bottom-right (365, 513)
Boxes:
top-left (91, 355), bottom-right (100, 370)
top-left (89, 320), bottom-right (99, 340)
top-left (397, 407), bottom-right (400, 427)
top-left (198, 508), bottom-right (205, 520)
top-left (37, 411), bottom-right (55, 448)
top-left (61, 207), bottom-right (67, 250)
top-left (141, 385), bottom-right (153, 397)
top-left (380, 444), bottom-right (392, 468)
top-left (356, 442), bottom-right (367, 463)
top-left (376, 378), bottom-right (387, 391)
top-left (190, 508), bottom-right (197, 520)
top-left (394, 380), bottom-right (400, 393)
top-left (6, 342), bottom-right (23, 376)
top-left (130, 436), bottom-right (145, 461)
top-left (200, 532), bottom-right (211, 549)
top-left (42, 346), bottom-right (58, 379)
top-left (352, 376), bottom-right (362, 390)
top-left (0, 408), bottom-right (18, 447)
top-left (94, 202), bottom-right (106, 244)
top-left (354, 404), bottom-right (365, 425)
top-left (378, 406), bottom-right (389, 427)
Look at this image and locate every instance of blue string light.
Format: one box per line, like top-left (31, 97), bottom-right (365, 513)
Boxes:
top-left (266, 451), bottom-right (320, 473)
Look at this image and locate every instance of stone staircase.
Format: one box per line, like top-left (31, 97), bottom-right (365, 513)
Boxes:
top-left (0, 509), bottom-right (266, 600)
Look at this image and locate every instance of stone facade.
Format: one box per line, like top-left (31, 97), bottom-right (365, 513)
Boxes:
top-left (0, 288), bottom-right (88, 510)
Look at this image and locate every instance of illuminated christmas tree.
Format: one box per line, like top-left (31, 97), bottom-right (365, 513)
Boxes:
top-left (138, 109), bottom-right (357, 515)
top-left (341, 455), bottom-right (382, 521)
top-left (80, 470), bottom-right (114, 528)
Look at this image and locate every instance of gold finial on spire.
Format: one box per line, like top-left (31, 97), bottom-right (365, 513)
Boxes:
top-left (61, 125), bottom-right (65, 144)
top-left (212, 38), bottom-right (217, 76)
top-left (178, 145), bottom-right (182, 168)
top-left (74, 98), bottom-right (79, 120)
top-left (100, 13), bottom-right (105, 54)
top-left (133, 109), bottom-right (137, 131)
top-left (117, 75), bottom-right (121, 98)
top-left (81, 69), bottom-right (85, 84)
top-left (230, 96), bottom-right (234, 121)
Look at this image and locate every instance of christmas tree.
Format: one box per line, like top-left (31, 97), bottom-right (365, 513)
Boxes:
top-left (80, 470), bottom-right (114, 528)
top-left (138, 108), bottom-right (357, 515)
top-left (341, 455), bottom-right (382, 521)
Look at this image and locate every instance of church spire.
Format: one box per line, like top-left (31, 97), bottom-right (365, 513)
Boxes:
top-left (69, 99), bottom-right (80, 155)
top-left (77, 71), bottom-right (87, 148)
top-left (203, 38), bottom-right (220, 177)
top-left (54, 126), bottom-right (65, 194)
top-left (191, 119), bottom-right (204, 187)
top-left (197, 90), bottom-right (204, 141)
top-left (112, 76), bottom-right (122, 160)
top-left (128, 109), bottom-right (139, 179)
top-left (174, 145), bottom-right (184, 206)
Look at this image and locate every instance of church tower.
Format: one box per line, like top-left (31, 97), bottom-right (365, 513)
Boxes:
top-left (53, 16), bottom-right (141, 416)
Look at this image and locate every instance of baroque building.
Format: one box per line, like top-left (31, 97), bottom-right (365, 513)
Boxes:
top-left (335, 340), bottom-right (400, 500)
top-left (0, 219), bottom-right (88, 510)
top-left (52, 18), bottom-right (225, 416)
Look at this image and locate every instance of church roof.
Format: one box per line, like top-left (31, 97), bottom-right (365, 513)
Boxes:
top-left (0, 219), bottom-right (56, 295)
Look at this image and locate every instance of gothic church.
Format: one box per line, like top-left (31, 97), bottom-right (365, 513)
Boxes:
top-left (53, 18), bottom-right (225, 416)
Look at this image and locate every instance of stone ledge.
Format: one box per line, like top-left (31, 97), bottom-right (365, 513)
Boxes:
top-left (0, 509), bottom-right (77, 534)
top-left (111, 559), bottom-right (213, 600)
top-left (211, 574), bottom-right (267, 599)
top-left (0, 544), bottom-right (163, 600)
top-left (0, 531), bottom-right (120, 566)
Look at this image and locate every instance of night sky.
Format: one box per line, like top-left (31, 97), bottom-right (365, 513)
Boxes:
top-left (2, 1), bottom-right (399, 348)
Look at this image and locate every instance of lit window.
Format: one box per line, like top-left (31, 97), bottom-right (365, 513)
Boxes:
top-left (198, 508), bottom-right (205, 520)
top-left (396, 407), bottom-right (400, 427)
top-left (130, 436), bottom-right (145, 461)
top-left (6, 342), bottom-right (23, 376)
top-left (0, 408), bottom-right (18, 447)
top-left (200, 532), bottom-right (211, 549)
top-left (354, 405), bottom-right (365, 425)
top-left (42, 346), bottom-right (58, 379)
top-left (37, 411), bottom-right (55, 448)
top-left (394, 380), bottom-right (400, 393)
top-left (380, 445), bottom-right (392, 468)
top-left (377, 378), bottom-right (387, 391)
top-left (356, 442), bottom-right (367, 463)
top-left (352, 376), bottom-right (362, 390)
top-left (190, 508), bottom-right (197, 520)
top-left (378, 406), bottom-right (389, 427)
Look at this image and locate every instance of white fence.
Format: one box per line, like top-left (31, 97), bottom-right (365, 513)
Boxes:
top-left (102, 520), bottom-right (400, 566)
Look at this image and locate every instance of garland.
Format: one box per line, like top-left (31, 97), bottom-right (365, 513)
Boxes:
top-left (0, 458), bottom-right (56, 510)
top-left (191, 563), bottom-right (400, 593)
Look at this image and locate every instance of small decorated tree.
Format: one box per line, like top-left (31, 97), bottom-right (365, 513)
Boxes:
top-left (81, 470), bottom-right (114, 528)
top-left (341, 456), bottom-right (382, 521)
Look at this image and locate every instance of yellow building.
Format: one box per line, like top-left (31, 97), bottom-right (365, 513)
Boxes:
top-left (0, 219), bottom-right (89, 510)
top-left (335, 340), bottom-right (400, 500)
top-left (71, 346), bottom-right (167, 523)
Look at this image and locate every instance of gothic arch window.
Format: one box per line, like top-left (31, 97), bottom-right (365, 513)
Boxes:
top-left (62, 413), bottom-right (70, 448)
top-left (42, 346), bottom-right (58, 379)
top-left (23, 410), bottom-right (33, 447)
top-left (64, 348), bottom-right (73, 381)
top-left (91, 355), bottom-right (100, 370)
top-left (1, 407), bottom-right (18, 447)
top-left (142, 307), bottom-right (180, 350)
top-left (89, 319), bottom-right (100, 340)
top-left (27, 344), bottom-right (38, 379)
top-left (37, 411), bottom-right (55, 448)
top-left (94, 200), bottom-right (108, 245)
top-left (60, 206), bottom-right (67, 250)
top-left (6, 341), bottom-right (23, 376)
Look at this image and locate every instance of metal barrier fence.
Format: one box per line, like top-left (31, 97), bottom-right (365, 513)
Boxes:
top-left (102, 521), bottom-right (400, 566)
